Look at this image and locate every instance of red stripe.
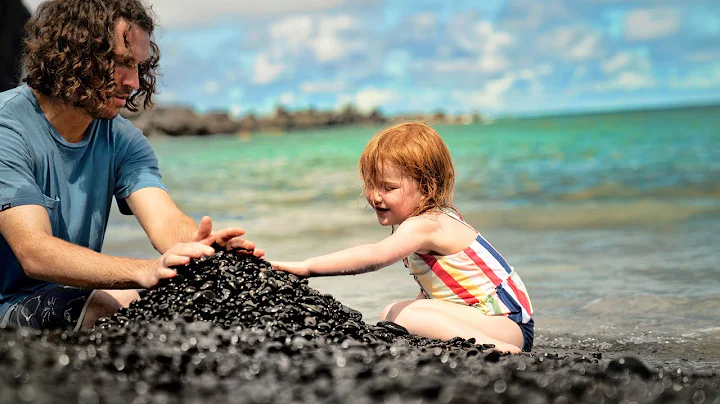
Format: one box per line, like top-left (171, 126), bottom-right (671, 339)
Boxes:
top-left (418, 254), bottom-right (479, 305)
top-left (506, 277), bottom-right (533, 316)
top-left (464, 247), bottom-right (503, 286)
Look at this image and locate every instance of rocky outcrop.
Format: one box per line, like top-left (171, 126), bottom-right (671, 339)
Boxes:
top-left (121, 104), bottom-right (483, 137)
top-left (0, 0), bottom-right (31, 92)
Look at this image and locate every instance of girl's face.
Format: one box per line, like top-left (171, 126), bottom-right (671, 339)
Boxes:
top-left (366, 164), bottom-right (425, 226)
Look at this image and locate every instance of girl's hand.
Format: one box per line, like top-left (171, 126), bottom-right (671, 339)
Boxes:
top-left (270, 261), bottom-right (310, 277)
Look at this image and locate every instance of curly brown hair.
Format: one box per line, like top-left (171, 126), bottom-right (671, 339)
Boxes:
top-left (22, 0), bottom-right (160, 115)
top-left (359, 122), bottom-right (457, 218)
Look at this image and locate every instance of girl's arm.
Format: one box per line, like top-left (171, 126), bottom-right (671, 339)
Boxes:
top-left (268, 216), bottom-right (439, 277)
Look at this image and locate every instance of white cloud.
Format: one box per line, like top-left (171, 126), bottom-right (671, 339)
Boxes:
top-left (686, 52), bottom-right (719, 63)
top-left (453, 73), bottom-right (517, 109)
top-left (412, 13), bottom-right (436, 29)
top-left (301, 80), bottom-right (346, 93)
top-left (279, 92), bottom-right (296, 105)
top-left (601, 51), bottom-right (652, 77)
top-left (538, 26), bottom-right (602, 61)
top-left (310, 15), bottom-right (358, 62)
top-left (453, 21), bottom-right (513, 55)
top-left (625, 7), bottom-right (681, 41)
top-left (353, 88), bottom-right (394, 113)
top-left (568, 34), bottom-right (601, 60)
top-left (229, 104), bottom-right (243, 118)
top-left (602, 52), bottom-right (633, 73)
top-left (594, 71), bottom-right (656, 91)
top-left (669, 66), bottom-right (720, 89)
top-left (202, 81), bottom-right (221, 95)
top-left (475, 22), bottom-right (513, 54)
top-left (271, 16), bottom-right (314, 49)
top-left (84, 0), bottom-right (345, 27)
top-left (501, 0), bottom-right (569, 31)
top-left (252, 54), bottom-right (286, 84)
top-left (479, 54), bottom-right (509, 73)
top-left (431, 53), bottom-right (509, 74)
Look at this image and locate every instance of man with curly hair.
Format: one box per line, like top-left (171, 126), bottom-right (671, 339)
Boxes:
top-left (0, 0), bottom-right (264, 331)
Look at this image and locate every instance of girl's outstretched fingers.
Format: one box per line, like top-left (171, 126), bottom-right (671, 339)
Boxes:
top-left (269, 261), bottom-right (309, 277)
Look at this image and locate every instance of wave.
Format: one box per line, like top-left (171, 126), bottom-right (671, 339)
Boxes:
top-left (460, 199), bottom-right (720, 230)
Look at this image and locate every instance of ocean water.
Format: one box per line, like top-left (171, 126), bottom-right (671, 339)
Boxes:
top-left (103, 105), bottom-right (720, 354)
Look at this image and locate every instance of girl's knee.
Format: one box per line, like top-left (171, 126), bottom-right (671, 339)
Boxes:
top-left (379, 302), bottom-right (400, 321)
top-left (380, 299), bottom-right (417, 321)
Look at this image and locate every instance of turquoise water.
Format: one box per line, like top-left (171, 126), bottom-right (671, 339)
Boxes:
top-left (104, 105), bottom-right (720, 349)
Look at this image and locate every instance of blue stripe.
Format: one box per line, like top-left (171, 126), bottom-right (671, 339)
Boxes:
top-left (475, 235), bottom-right (512, 274)
top-left (495, 286), bottom-right (522, 323)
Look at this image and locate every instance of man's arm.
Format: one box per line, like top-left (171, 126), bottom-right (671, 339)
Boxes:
top-left (0, 204), bottom-right (214, 289)
top-left (125, 187), bottom-right (201, 253)
top-left (126, 187), bottom-right (264, 256)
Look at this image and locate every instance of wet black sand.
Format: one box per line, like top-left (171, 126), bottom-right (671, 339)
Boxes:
top-left (1, 251), bottom-right (718, 403)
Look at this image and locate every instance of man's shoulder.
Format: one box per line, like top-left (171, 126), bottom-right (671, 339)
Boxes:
top-left (107, 113), bottom-right (145, 139)
top-left (0, 87), bottom-right (34, 140)
top-left (0, 86), bottom-right (32, 118)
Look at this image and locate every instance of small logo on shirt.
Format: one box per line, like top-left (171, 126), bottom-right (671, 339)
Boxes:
top-left (1, 203), bottom-right (10, 211)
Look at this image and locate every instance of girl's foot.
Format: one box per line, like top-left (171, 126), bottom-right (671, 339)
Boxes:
top-left (486, 342), bottom-right (522, 354)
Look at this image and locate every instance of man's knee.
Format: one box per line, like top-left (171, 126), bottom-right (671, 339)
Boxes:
top-left (102, 289), bottom-right (141, 307)
top-left (81, 291), bottom-right (124, 329)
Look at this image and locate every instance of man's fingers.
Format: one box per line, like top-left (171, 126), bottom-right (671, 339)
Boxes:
top-left (252, 248), bottom-right (265, 258)
top-left (193, 216), bottom-right (213, 242)
top-left (198, 235), bottom-right (216, 246)
top-left (157, 267), bottom-right (178, 279)
top-left (228, 237), bottom-right (255, 251)
top-left (161, 254), bottom-right (189, 268)
top-left (216, 227), bottom-right (246, 241)
top-left (168, 242), bottom-right (215, 258)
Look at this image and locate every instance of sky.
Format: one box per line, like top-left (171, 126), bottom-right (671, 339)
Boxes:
top-left (22, 0), bottom-right (720, 117)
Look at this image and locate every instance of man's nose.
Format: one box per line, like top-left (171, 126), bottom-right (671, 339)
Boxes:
top-left (121, 67), bottom-right (140, 91)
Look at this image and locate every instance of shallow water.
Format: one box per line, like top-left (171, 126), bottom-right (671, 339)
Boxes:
top-left (103, 104), bottom-right (720, 365)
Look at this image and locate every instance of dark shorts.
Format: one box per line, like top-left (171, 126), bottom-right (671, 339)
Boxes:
top-left (0, 286), bottom-right (96, 331)
top-left (519, 318), bottom-right (535, 352)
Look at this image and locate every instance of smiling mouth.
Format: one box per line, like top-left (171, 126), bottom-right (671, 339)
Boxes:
top-left (114, 96), bottom-right (128, 106)
top-left (375, 207), bottom-right (390, 213)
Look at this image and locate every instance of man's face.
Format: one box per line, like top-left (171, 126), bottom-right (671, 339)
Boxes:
top-left (95, 19), bottom-right (151, 119)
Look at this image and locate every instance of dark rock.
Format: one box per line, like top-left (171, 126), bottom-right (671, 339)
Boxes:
top-left (0, 251), bottom-right (718, 403)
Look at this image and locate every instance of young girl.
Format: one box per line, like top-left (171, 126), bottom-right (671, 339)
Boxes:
top-left (234, 122), bottom-right (534, 353)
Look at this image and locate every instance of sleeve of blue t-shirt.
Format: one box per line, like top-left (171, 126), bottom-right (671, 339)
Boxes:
top-left (113, 122), bottom-right (168, 215)
top-left (0, 123), bottom-right (46, 212)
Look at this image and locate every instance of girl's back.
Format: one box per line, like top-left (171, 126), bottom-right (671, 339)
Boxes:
top-left (406, 209), bottom-right (534, 324)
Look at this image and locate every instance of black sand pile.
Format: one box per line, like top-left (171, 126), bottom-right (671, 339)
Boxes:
top-left (1, 250), bottom-right (718, 403)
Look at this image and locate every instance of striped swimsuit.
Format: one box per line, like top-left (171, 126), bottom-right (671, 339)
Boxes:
top-left (404, 209), bottom-right (534, 349)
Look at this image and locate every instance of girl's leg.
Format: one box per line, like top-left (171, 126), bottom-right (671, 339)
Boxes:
top-left (381, 298), bottom-right (524, 353)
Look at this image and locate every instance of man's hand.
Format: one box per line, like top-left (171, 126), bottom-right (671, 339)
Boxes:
top-left (136, 241), bottom-right (215, 289)
top-left (225, 234), bottom-right (265, 258)
top-left (192, 215), bottom-right (265, 258)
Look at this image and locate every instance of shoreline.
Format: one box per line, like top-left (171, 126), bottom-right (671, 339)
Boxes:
top-left (534, 332), bottom-right (720, 375)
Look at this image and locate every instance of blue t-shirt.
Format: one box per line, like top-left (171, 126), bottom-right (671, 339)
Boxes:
top-left (0, 86), bottom-right (167, 306)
